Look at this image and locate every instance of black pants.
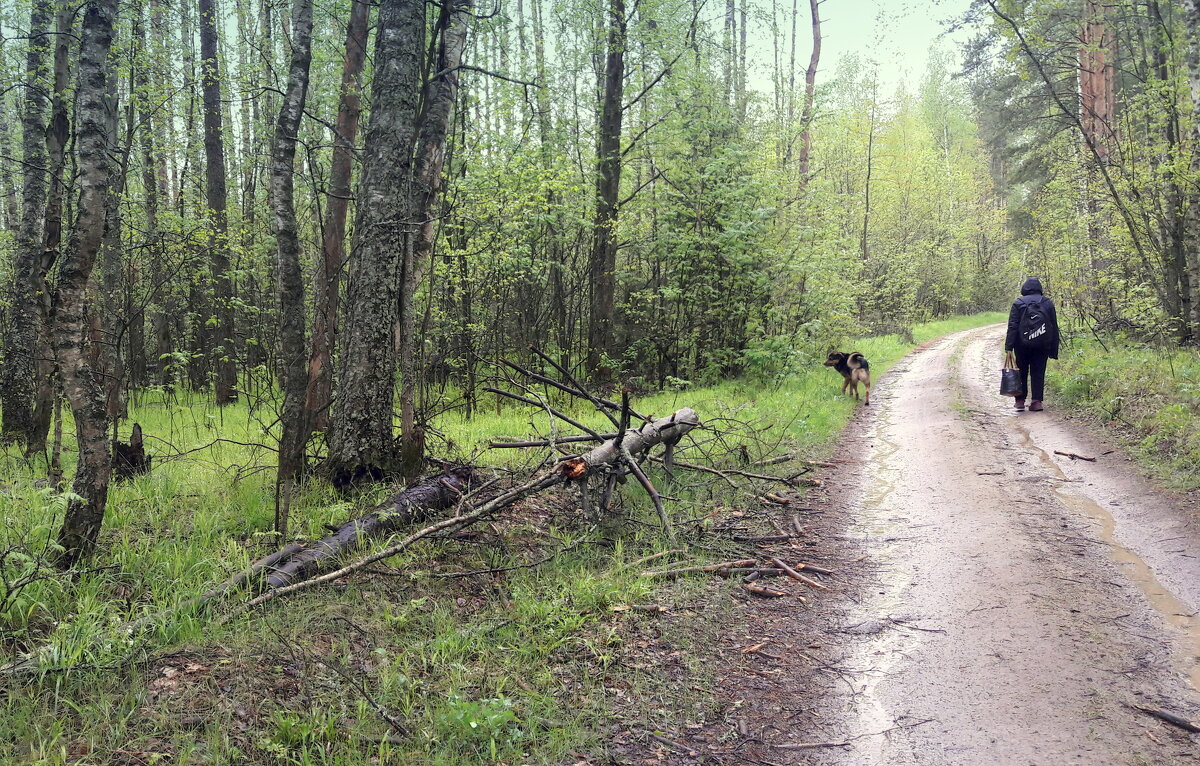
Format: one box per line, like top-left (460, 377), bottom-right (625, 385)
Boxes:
top-left (1015, 350), bottom-right (1049, 401)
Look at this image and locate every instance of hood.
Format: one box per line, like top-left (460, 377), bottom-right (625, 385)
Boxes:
top-left (1021, 277), bottom-right (1044, 295)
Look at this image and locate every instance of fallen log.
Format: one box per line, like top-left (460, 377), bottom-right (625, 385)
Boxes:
top-left (263, 467), bottom-right (474, 589)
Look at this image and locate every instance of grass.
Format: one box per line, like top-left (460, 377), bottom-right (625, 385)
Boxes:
top-left (1048, 335), bottom-right (1200, 490)
top-left (0, 312), bottom-right (1003, 764)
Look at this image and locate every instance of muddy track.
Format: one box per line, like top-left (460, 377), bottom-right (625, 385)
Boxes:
top-left (701, 325), bottom-right (1200, 766)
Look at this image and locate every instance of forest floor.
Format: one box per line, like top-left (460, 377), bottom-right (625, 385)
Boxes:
top-left (637, 324), bottom-right (1200, 765)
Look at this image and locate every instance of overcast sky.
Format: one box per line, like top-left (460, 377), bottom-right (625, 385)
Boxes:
top-left (746, 0), bottom-right (979, 97)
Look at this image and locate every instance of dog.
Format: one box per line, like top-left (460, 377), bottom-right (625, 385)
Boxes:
top-left (824, 351), bottom-right (871, 405)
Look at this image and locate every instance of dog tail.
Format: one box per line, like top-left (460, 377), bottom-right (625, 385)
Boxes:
top-left (849, 352), bottom-right (869, 370)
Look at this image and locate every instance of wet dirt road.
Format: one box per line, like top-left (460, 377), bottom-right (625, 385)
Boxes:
top-left (816, 324), bottom-right (1200, 765)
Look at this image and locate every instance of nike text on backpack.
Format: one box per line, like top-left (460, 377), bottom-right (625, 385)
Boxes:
top-left (1018, 300), bottom-right (1051, 351)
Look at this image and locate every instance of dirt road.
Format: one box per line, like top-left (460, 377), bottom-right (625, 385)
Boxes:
top-left (804, 324), bottom-right (1200, 764)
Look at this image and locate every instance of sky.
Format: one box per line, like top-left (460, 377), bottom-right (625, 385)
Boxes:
top-left (747, 0), bottom-right (980, 97)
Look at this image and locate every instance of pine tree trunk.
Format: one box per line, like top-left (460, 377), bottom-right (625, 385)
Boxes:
top-left (0, 0), bottom-right (51, 447)
top-left (199, 0), bottom-right (238, 404)
top-left (54, 0), bottom-right (118, 568)
top-left (586, 0), bottom-right (625, 380)
top-left (324, 0), bottom-right (425, 487)
top-left (309, 0), bottom-right (370, 433)
top-left (271, 0), bottom-right (314, 505)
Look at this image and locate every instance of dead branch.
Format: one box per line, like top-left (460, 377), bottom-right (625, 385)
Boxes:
top-left (1054, 450), bottom-right (1097, 462)
top-left (1129, 704), bottom-right (1200, 733)
top-left (641, 559), bottom-right (757, 578)
top-left (771, 557), bottom-right (830, 590)
top-left (742, 582), bottom-right (787, 598)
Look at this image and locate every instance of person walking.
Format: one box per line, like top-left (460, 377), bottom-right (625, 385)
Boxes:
top-left (1005, 277), bottom-right (1060, 412)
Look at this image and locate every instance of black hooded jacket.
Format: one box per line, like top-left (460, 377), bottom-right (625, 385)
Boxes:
top-left (1005, 277), bottom-right (1060, 358)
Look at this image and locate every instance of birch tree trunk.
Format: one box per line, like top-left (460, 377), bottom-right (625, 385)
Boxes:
top-left (199, 0), bottom-right (239, 405)
top-left (53, 0), bottom-right (118, 568)
top-left (797, 0), bottom-right (821, 186)
top-left (0, 0), bottom-right (51, 447)
top-left (271, 0), bottom-right (314, 522)
top-left (308, 0), bottom-right (370, 433)
top-left (324, 0), bottom-right (424, 487)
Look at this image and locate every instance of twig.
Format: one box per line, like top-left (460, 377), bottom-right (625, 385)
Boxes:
top-left (1054, 450), bottom-right (1097, 462)
top-left (771, 557), bottom-right (830, 590)
top-left (642, 559), bottom-right (756, 578)
top-left (1129, 704), bottom-right (1200, 733)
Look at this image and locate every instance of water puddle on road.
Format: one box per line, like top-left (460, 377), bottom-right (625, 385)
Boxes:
top-left (1011, 419), bottom-right (1200, 692)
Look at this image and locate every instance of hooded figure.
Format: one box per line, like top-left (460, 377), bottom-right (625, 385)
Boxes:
top-left (1004, 277), bottom-right (1060, 411)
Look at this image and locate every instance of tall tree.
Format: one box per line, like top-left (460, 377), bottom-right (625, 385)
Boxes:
top-left (797, 0), bottom-right (821, 185)
top-left (398, 0), bottom-right (472, 478)
top-left (53, 0), bottom-right (119, 567)
top-left (0, 0), bottom-right (51, 447)
top-left (308, 0), bottom-right (371, 433)
top-left (586, 0), bottom-right (626, 379)
top-left (1185, 0), bottom-right (1200, 336)
top-left (199, 0), bottom-right (238, 404)
top-left (271, 0), bottom-right (315, 536)
top-left (324, 0), bottom-right (425, 486)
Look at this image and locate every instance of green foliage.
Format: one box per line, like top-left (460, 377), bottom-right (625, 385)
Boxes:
top-left (1049, 338), bottom-right (1200, 489)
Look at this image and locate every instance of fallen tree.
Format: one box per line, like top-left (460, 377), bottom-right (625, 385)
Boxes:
top-left (1, 408), bottom-right (702, 675)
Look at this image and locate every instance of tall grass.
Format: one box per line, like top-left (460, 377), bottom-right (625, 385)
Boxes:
top-left (0, 312), bottom-right (1003, 764)
top-left (1049, 337), bottom-right (1200, 490)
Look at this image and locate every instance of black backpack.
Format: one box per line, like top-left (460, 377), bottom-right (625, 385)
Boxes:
top-left (1018, 298), bottom-right (1052, 351)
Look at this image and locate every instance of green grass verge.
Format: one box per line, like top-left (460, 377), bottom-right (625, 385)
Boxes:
top-left (1048, 336), bottom-right (1200, 491)
top-left (0, 312), bottom-right (1003, 765)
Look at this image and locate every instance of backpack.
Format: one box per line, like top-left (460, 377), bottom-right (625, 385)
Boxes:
top-left (1018, 298), bottom-right (1052, 351)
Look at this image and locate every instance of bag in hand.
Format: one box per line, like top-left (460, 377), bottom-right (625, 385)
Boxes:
top-left (999, 351), bottom-right (1024, 397)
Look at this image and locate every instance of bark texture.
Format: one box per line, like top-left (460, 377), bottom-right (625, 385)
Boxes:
top-left (324, 0), bottom-right (425, 487)
top-left (586, 0), bottom-right (627, 380)
top-left (399, 0), bottom-right (473, 478)
top-left (54, 0), bottom-right (118, 568)
top-left (263, 467), bottom-right (473, 588)
top-left (199, 0), bottom-right (238, 404)
top-left (308, 0), bottom-right (370, 433)
top-left (271, 0), bottom-right (315, 529)
top-left (797, 0), bottom-right (820, 184)
top-left (0, 0), bottom-right (51, 446)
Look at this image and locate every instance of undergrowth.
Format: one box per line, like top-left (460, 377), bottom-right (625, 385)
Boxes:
top-left (1048, 336), bottom-right (1200, 490)
top-left (0, 312), bottom-right (1002, 764)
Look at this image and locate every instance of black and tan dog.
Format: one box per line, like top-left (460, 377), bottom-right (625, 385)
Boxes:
top-left (824, 351), bottom-right (871, 405)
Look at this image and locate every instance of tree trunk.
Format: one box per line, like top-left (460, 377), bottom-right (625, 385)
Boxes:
top-left (308, 0), bottom-right (370, 434)
top-left (586, 0), bottom-right (626, 380)
top-left (797, 0), bottom-right (821, 186)
top-left (199, 0), bottom-right (238, 404)
top-left (271, 0), bottom-right (314, 533)
top-left (27, 3), bottom-right (75, 454)
top-left (398, 0), bottom-right (472, 479)
top-left (264, 467), bottom-right (473, 588)
top-left (324, 0), bottom-right (425, 487)
top-left (0, 0), bottom-right (51, 447)
top-left (54, 0), bottom-right (118, 568)
top-left (1185, 0), bottom-right (1200, 337)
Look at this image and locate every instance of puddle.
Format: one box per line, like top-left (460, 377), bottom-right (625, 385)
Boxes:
top-left (1011, 419), bottom-right (1200, 692)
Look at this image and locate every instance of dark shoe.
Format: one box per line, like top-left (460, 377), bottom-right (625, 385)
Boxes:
top-left (1029, 401), bottom-right (1043, 412)
top-left (1014, 398), bottom-right (1026, 411)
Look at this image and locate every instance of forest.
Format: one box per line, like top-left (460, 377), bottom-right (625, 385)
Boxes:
top-left (0, 0), bottom-right (1198, 761)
